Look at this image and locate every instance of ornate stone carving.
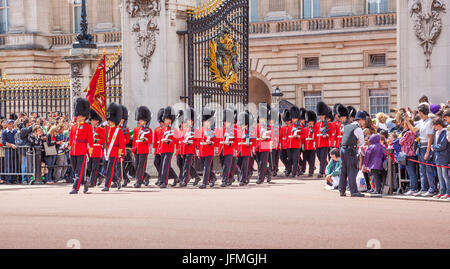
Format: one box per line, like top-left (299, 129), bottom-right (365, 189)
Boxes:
top-left (410, 0), bottom-right (446, 68)
top-left (126, 0), bottom-right (160, 81)
top-left (70, 63), bottom-right (83, 98)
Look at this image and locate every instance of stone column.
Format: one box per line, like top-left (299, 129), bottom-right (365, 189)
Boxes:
top-left (122, 0), bottom-right (191, 128)
top-left (63, 48), bottom-right (99, 118)
top-left (398, 0), bottom-right (449, 107)
top-left (8, 0), bottom-right (25, 33)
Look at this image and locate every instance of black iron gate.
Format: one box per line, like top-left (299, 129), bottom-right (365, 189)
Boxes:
top-left (186, 0), bottom-right (249, 120)
top-left (106, 53), bottom-right (123, 105)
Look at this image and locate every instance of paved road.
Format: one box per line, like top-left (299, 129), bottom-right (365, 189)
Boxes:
top-left (0, 177), bottom-right (449, 249)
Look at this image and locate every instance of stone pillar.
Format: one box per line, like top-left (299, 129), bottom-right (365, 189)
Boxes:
top-left (398, 0), bottom-right (450, 107)
top-left (8, 0), bottom-right (25, 33)
top-left (122, 0), bottom-right (191, 128)
top-left (63, 48), bottom-right (99, 118)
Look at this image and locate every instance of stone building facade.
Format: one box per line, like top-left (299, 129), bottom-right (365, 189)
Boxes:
top-left (0, 0), bottom-right (398, 115)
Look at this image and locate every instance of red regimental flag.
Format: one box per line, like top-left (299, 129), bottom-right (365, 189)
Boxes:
top-left (86, 55), bottom-right (107, 120)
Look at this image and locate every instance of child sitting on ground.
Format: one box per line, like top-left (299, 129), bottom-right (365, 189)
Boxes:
top-left (325, 148), bottom-right (341, 189)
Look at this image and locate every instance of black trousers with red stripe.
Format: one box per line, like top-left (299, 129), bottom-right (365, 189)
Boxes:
top-left (160, 152), bottom-right (174, 185)
top-left (200, 156), bottom-right (215, 186)
top-left (280, 149), bottom-right (291, 175)
top-left (105, 157), bottom-right (120, 188)
top-left (237, 155), bottom-right (250, 184)
top-left (71, 155), bottom-right (88, 191)
top-left (134, 154), bottom-right (148, 186)
top-left (257, 151), bottom-right (271, 182)
top-left (155, 153), bottom-right (178, 185)
top-left (271, 149), bottom-right (280, 174)
top-left (288, 148), bottom-right (301, 177)
top-left (180, 154), bottom-right (198, 184)
top-left (221, 154), bottom-right (234, 184)
top-left (87, 157), bottom-right (101, 186)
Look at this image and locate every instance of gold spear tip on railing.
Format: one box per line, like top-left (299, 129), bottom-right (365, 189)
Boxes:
top-left (102, 48), bottom-right (107, 55)
top-left (2, 73), bottom-right (6, 84)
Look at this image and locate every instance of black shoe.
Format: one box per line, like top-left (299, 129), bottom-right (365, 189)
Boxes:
top-left (171, 179), bottom-right (179, 187)
top-left (179, 182), bottom-right (187, 187)
top-left (239, 182), bottom-right (245, 186)
top-left (351, 192), bottom-right (365, 197)
top-left (272, 172), bottom-right (277, 177)
top-left (117, 182), bottom-right (121, 190)
top-left (155, 181), bottom-right (161, 186)
top-left (308, 173), bottom-right (313, 177)
top-left (256, 180), bottom-right (262, 184)
top-left (134, 183), bottom-right (141, 188)
top-left (209, 182), bottom-right (215, 188)
top-left (199, 184), bottom-right (206, 189)
top-left (69, 189), bottom-right (78, 194)
top-left (340, 193), bottom-right (346, 197)
top-left (83, 186), bottom-right (88, 194)
top-left (111, 182), bottom-right (117, 188)
top-left (102, 187), bottom-right (109, 192)
top-left (267, 178), bottom-right (271, 183)
top-left (160, 183), bottom-right (167, 189)
top-left (193, 177), bottom-right (201, 186)
top-left (220, 182), bottom-right (226, 187)
top-left (227, 181), bottom-right (232, 186)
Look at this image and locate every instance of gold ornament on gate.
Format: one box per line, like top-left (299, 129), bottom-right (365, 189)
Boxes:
top-left (208, 27), bottom-right (239, 93)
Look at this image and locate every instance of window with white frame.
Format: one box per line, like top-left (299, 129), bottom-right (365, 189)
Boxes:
top-left (303, 0), bottom-right (320, 19)
top-left (369, 89), bottom-right (389, 117)
top-left (0, 0), bottom-right (9, 34)
top-left (304, 91), bottom-right (322, 112)
top-left (73, 0), bottom-right (86, 34)
top-left (367, 0), bottom-right (388, 14)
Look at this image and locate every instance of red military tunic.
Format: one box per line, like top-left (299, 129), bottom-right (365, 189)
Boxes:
top-left (255, 124), bottom-right (273, 152)
top-left (153, 125), bottom-right (164, 155)
top-left (302, 126), bottom-right (316, 151)
top-left (236, 127), bottom-right (254, 157)
top-left (174, 128), bottom-right (183, 156)
top-left (104, 126), bottom-right (125, 158)
top-left (91, 126), bottom-right (105, 158)
top-left (334, 121), bottom-right (343, 148)
top-left (160, 126), bottom-right (178, 154)
top-left (197, 127), bottom-right (217, 157)
top-left (132, 127), bottom-right (153, 154)
top-left (280, 125), bottom-right (289, 150)
top-left (122, 127), bottom-right (131, 145)
top-left (217, 125), bottom-right (237, 156)
top-left (69, 122), bottom-right (94, 156)
top-left (314, 120), bottom-right (331, 148)
top-left (287, 123), bottom-right (303, 149)
top-left (180, 126), bottom-right (197, 155)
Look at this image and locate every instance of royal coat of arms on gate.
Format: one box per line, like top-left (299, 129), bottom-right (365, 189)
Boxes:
top-left (208, 28), bottom-right (240, 93)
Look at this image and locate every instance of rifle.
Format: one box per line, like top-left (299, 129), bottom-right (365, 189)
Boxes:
top-left (257, 124), bottom-right (272, 141)
top-left (288, 122), bottom-right (301, 139)
top-left (318, 120), bottom-right (330, 137)
top-left (238, 129), bottom-right (254, 146)
top-left (161, 111), bottom-right (183, 144)
top-left (200, 126), bottom-right (216, 146)
top-left (220, 126), bottom-right (234, 145)
top-left (180, 126), bottom-right (195, 145)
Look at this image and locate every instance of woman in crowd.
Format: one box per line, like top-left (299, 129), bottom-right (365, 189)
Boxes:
top-left (431, 117), bottom-right (449, 199)
top-left (399, 118), bottom-right (419, 195)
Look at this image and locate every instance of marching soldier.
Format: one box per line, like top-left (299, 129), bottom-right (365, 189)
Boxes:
top-left (132, 106), bottom-right (152, 188)
top-left (102, 103), bottom-right (126, 192)
top-left (159, 107), bottom-right (179, 189)
top-left (302, 110), bottom-right (317, 176)
top-left (280, 110), bottom-right (291, 177)
top-left (87, 109), bottom-right (105, 187)
top-left (286, 106), bottom-right (302, 178)
top-left (69, 98), bottom-right (94, 194)
top-left (118, 105), bottom-right (131, 187)
top-left (198, 108), bottom-right (218, 189)
top-left (236, 111), bottom-right (255, 186)
top-left (314, 102), bottom-right (332, 178)
top-left (270, 111), bottom-right (281, 178)
top-left (218, 107), bottom-right (238, 187)
top-left (153, 108), bottom-right (165, 185)
top-left (297, 108), bottom-right (307, 176)
top-left (255, 103), bottom-right (273, 184)
top-left (339, 111), bottom-right (366, 197)
top-left (179, 107), bottom-right (201, 187)
top-left (172, 110), bottom-right (185, 187)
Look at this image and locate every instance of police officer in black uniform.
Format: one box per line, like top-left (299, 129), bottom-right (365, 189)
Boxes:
top-left (338, 111), bottom-right (367, 197)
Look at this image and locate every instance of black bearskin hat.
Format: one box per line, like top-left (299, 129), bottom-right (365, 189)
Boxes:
top-left (305, 110), bottom-right (317, 123)
top-left (135, 106), bottom-right (151, 124)
top-left (282, 109), bottom-right (291, 123)
top-left (257, 103), bottom-right (271, 121)
top-left (237, 110), bottom-right (254, 127)
top-left (89, 109), bottom-right (102, 122)
top-left (326, 109), bottom-right (334, 121)
top-left (289, 106), bottom-right (301, 119)
top-left (299, 107), bottom-right (307, 120)
top-left (163, 106), bottom-right (175, 122)
top-left (223, 107), bottom-right (236, 123)
top-left (184, 107), bottom-right (196, 123)
top-left (106, 102), bottom-right (123, 126)
top-left (157, 108), bottom-right (165, 123)
top-left (202, 107), bottom-right (215, 122)
top-left (347, 106), bottom-right (357, 118)
top-left (74, 97), bottom-right (90, 118)
top-left (121, 105), bottom-right (128, 121)
top-left (335, 104), bottom-right (349, 118)
top-left (316, 101), bottom-right (329, 116)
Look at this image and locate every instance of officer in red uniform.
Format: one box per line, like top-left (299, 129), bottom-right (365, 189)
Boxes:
top-left (132, 106), bottom-right (152, 188)
top-left (102, 103), bottom-right (126, 191)
top-left (173, 110), bottom-right (185, 187)
top-left (236, 111), bottom-right (255, 186)
top-left (302, 110), bottom-right (317, 176)
top-left (255, 103), bottom-right (273, 184)
top-left (296, 108), bottom-right (307, 176)
top-left (286, 106), bottom-right (302, 178)
top-left (198, 108), bottom-right (217, 189)
top-left (153, 108), bottom-right (165, 185)
top-left (333, 104), bottom-right (349, 148)
top-left (314, 102), bottom-right (332, 177)
top-left (159, 107), bottom-right (180, 189)
top-left (270, 110), bottom-right (281, 178)
top-left (87, 109), bottom-right (105, 187)
top-left (179, 107), bottom-right (201, 187)
top-left (118, 105), bottom-right (132, 187)
top-left (218, 107), bottom-right (238, 187)
top-left (69, 98), bottom-right (94, 194)
top-left (279, 110), bottom-right (291, 176)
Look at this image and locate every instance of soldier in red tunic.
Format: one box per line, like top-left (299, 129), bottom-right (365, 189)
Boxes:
top-left (179, 107), bottom-right (201, 187)
top-left (333, 104), bottom-right (349, 149)
top-left (314, 102), bottom-right (332, 178)
top-left (279, 110), bottom-right (292, 176)
top-left (218, 107), bottom-right (238, 187)
top-left (102, 103), bottom-right (126, 191)
top-left (286, 106), bottom-right (303, 178)
top-left (69, 98), bottom-right (94, 194)
top-left (236, 111), bottom-right (255, 186)
top-left (153, 108), bottom-right (165, 185)
top-left (255, 103), bottom-right (273, 184)
top-left (87, 109), bottom-right (105, 188)
top-left (302, 110), bottom-right (317, 176)
top-left (198, 108), bottom-right (217, 189)
top-left (132, 106), bottom-right (152, 188)
top-left (159, 107), bottom-right (179, 189)
top-left (118, 105), bottom-right (132, 187)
